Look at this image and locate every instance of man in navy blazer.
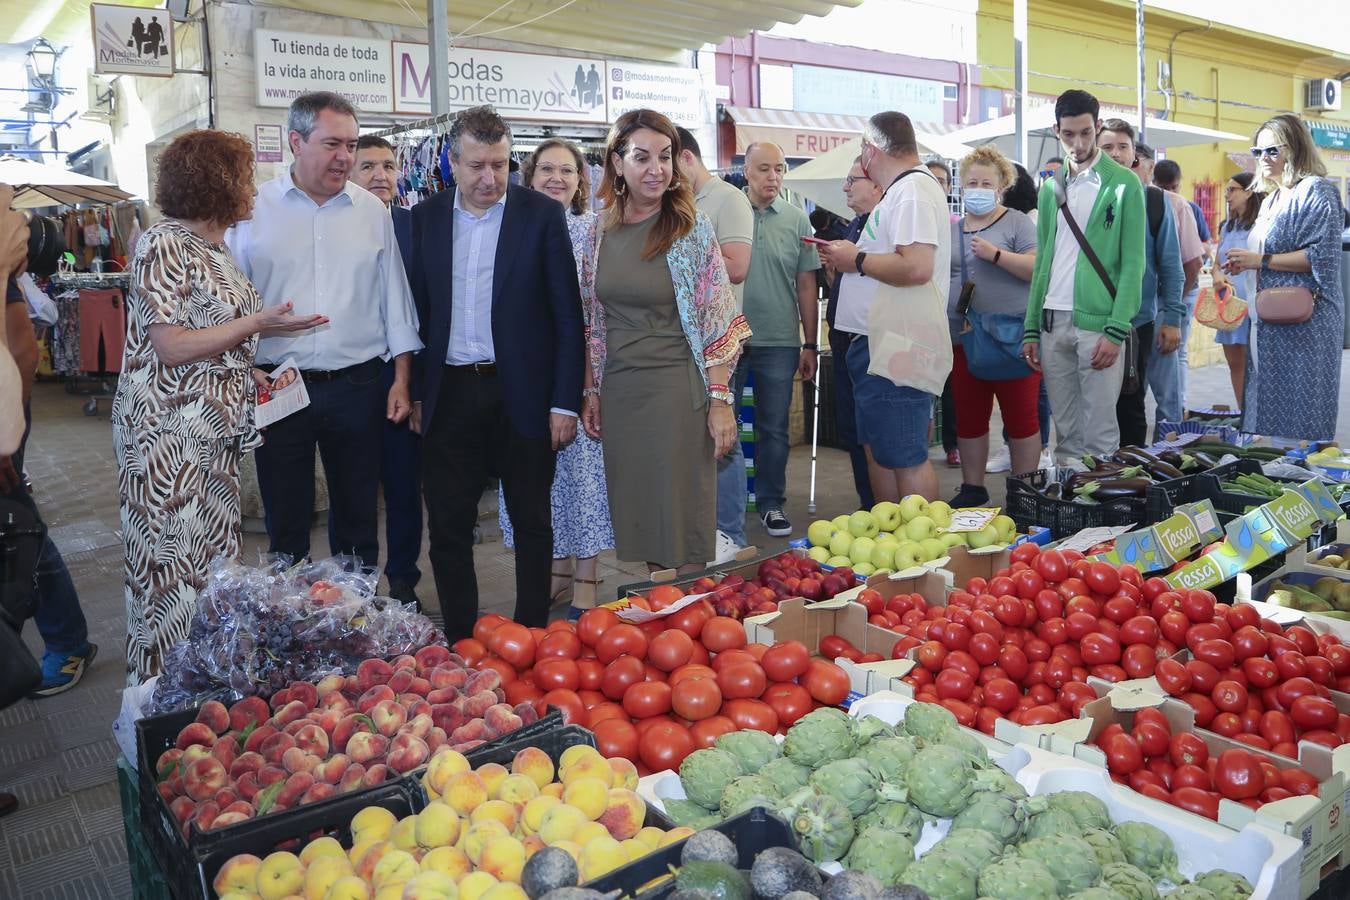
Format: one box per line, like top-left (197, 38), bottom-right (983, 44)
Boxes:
top-left (407, 105), bottom-right (585, 640)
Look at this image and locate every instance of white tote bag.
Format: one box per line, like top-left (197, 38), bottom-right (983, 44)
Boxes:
top-left (863, 276), bottom-right (952, 396)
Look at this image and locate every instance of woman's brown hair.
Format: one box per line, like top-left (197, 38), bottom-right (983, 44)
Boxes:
top-left (155, 130), bottom-right (256, 226)
top-left (1252, 113), bottom-right (1326, 193)
top-left (598, 109), bottom-right (697, 260)
top-left (1223, 171), bottom-right (1264, 234)
top-left (522, 139), bottom-right (590, 214)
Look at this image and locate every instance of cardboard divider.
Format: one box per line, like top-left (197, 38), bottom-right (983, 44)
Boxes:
top-left (611, 544), bottom-right (770, 599)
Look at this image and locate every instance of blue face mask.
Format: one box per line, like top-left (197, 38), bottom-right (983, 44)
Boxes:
top-left (964, 187), bottom-right (997, 215)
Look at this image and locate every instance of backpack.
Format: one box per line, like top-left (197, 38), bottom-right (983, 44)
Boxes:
top-left (1145, 186), bottom-right (1165, 239)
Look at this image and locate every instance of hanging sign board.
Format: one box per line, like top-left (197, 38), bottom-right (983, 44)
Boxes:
top-left (91, 3), bottom-right (175, 77)
top-left (255, 30), bottom-right (395, 113)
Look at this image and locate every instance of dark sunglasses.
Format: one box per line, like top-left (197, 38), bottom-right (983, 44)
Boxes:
top-left (1250, 145), bottom-right (1283, 159)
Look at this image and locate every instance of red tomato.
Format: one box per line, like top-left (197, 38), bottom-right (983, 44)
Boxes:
top-left (998, 646), bottom-right (1031, 682)
top-left (761, 641), bottom-right (811, 682)
top-left (576, 608), bottom-right (620, 647)
top-left (939, 698), bottom-right (978, 728)
top-left (665, 602), bottom-right (713, 640)
top-left (595, 624), bottom-right (648, 665)
top-left (1274, 652), bottom-right (1309, 682)
top-left (1081, 632), bottom-right (1122, 666)
top-left (722, 698), bottom-right (779, 733)
top-left (1104, 733), bottom-right (1144, 775)
top-left (505, 680), bottom-right (543, 706)
top-left (668, 663), bottom-right (717, 687)
top-left (1058, 681), bottom-right (1097, 716)
top-left (454, 637), bottom-right (489, 666)
top-left (488, 623), bottom-right (537, 670)
top-left (1287, 626), bottom-right (1319, 656)
top-left (532, 688), bottom-right (582, 725)
top-left (717, 662), bottom-right (768, 700)
top-left (1280, 768), bottom-right (1321, 796)
top-left (1212, 680), bottom-right (1249, 714)
top-left (762, 682), bottom-right (813, 727)
top-left (935, 669), bottom-right (975, 701)
top-left (1171, 786), bottom-right (1219, 819)
top-left (1019, 704), bottom-right (1066, 725)
top-left (1186, 659), bottom-right (1222, 693)
top-left (1276, 676), bottom-right (1318, 709)
top-left (1291, 695), bottom-right (1339, 730)
top-left (981, 678), bottom-right (1020, 713)
top-left (622, 681), bottom-right (672, 719)
top-left (1214, 748), bottom-right (1266, 800)
top-left (1305, 656), bottom-right (1334, 686)
top-left (671, 676), bottom-right (722, 721)
top-left (801, 660), bottom-right (851, 705)
top-left (689, 715), bottom-right (737, 749)
top-left (1170, 732), bottom-right (1209, 768)
top-left (534, 658), bottom-right (581, 693)
top-left (1180, 589), bottom-right (1217, 623)
top-left (1085, 562), bottom-right (1121, 596)
top-left (1210, 712), bottom-right (1243, 737)
top-left (592, 717), bottom-right (640, 761)
top-left (916, 641), bottom-right (948, 673)
top-left (1194, 639), bottom-right (1236, 671)
top-left (1036, 550), bottom-right (1069, 583)
top-left (969, 633), bottom-right (1000, 666)
top-left (638, 721), bottom-right (695, 771)
top-left (1118, 615), bottom-right (1160, 646)
top-left (701, 617), bottom-right (748, 653)
top-left (647, 630), bottom-right (695, 672)
top-left (600, 655), bottom-right (646, 700)
top-left (1241, 657), bottom-right (1279, 689)
top-left (1132, 721), bottom-right (1171, 758)
top-left (819, 634), bottom-right (858, 660)
top-left (1120, 644), bottom-right (1158, 679)
top-left (1154, 658), bottom-right (1192, 696)
top-left (1172, 763), bottom-right (1212, 791)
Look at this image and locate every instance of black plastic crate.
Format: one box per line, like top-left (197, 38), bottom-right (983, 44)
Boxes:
top-left (586, 806), bottom-right (797, 898)
top-left (1143, 459), bottom-right (1261, 524)
top-left (1005, 468), bottom-right (1148, 540)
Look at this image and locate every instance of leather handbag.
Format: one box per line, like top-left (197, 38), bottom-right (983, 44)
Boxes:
top-left (0, 494), bottom-right (46, 708)
top-left (1255, 285), bottom-right (1315, 325)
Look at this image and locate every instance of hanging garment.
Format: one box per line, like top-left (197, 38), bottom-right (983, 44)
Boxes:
top-left (78, 287), bottom-right (127, 373)
top-left (52, 290), bottom-right (82, 374)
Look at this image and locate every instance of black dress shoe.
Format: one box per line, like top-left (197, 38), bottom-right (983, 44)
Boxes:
top-left (388, 581), bottom-right (420, 605)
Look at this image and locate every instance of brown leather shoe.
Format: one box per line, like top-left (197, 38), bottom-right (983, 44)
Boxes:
top-left (0, 792), bottom-right (17, 817)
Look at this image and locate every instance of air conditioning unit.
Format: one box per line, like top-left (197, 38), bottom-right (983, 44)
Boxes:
top-left (1306, 78), bottom-right (1342, 112)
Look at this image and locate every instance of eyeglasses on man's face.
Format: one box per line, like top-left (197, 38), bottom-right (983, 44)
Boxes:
top-left (843, 175), bottom-right (870, 188)
top-left (1250, 145), bottom-right (1283, 160)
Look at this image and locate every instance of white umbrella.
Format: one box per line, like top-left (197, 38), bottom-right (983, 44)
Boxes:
top-left (784, 133), bottom-right (969, 218)
top-left (945, 108), bottom-right (1248, 169)
top-left (0, 155), bottom-right (132, 208)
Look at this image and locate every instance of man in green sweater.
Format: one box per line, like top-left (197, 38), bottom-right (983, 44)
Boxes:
top-left (1021, 90), bottom-right (1145, 462)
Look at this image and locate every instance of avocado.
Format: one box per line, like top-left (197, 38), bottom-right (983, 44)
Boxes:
top-left (677, 860), bottom-right (752, 900)
top-left (820, 871), bottom-right (882, 900)
top-left (522, 847), bottom-right (580, 899)
top-left (750, 847), bottom-right (824, 900)
top-left (681, 830), bottom-right (739, 867)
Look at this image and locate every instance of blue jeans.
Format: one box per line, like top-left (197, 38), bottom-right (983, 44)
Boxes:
top-left (715, 444), bottom-right (748, 546)
top-left (8, 487), bottom-right (88, 656)
top-left (1147, 289), bottom-right (1198, 433)
top-left (830, 329), bottom-right (873, 509)
top-left (380, 361), bottom-right (422, 586)
top-left (730, 346), bottom-right (799, 513)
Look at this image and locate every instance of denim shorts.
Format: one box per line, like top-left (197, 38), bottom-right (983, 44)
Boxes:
top-left (844, 336), bottom-right (934, 469)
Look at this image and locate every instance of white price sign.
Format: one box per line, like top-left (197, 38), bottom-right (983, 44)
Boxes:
top-left (944, 507), bottom-right (1000, 533)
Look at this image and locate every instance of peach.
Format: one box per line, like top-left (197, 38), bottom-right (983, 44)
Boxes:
top-left (303, 853), bottom-right (354, 900)
top-left (269, 687), bottom-right (293, 711)
top-left (478, 835), bottom-right (526, 884)
top-left (212, 853), bottom-right (262, 896)
top-left (352, 806), bottom-right (399, 845)
top-left (230, 751), bottom-right (266, 780)
top-left (282, 747), bottom-right (320, 775)
top-left (464, 691), bottom-right (498, 719)
top-left (300, 782), bottom-right (337, 804)
top-left (511, 747), bottom-right (555, 789)
top-left (372, 848), bottom-right (419, 890)
top-left (256, 850), bottom-right (305, 899)
top-left (294, 723), bottom-right (330, 757)
top-left (450, 720), bottom-right (488, 745)
top-left (316, 673), bottom-right (347, 698)
top-left (521, 835), bottom-right (545, 858)
top-left (370, 699), bottom-right (408, 738)
top-left (402, 713), bottom-right (434, 742)
top-left (327, 874), bottom-right (373, 900)
top-left (405, 701), bottom-right (433, 723)
top-left (389, 815), bottom-right (420, 853)
top-left (458, 871), bottom-right (500, 900)
top-left (354, 840), bottom-right (394, 882)
top-left (484, 704), bottom-right (523, 737)
top-left (222, 800), bottom-right (254, 817)
top-left (496, 774), bottom-right (539, 806)
top-left (288, 681), bottom-right (318, 709)
top-left (362, 764), bottom-right (392, 788)
top-left (521, 795), bottom-right (560, 836)
top-left (275, 771), bottom-right (315, 808)
top-left (190, 800), bottom-right (220, 832)
top-left (344, 674), bottom-right (362, 694)
top-left (427, 728), bottom-right (448, 753)
top-left (465, 670), bottom-right (501, 695)
top-left (244, 723), bottom-right (278, 754)
top-left (409, 677), bottom-right (432, 697)
top-left (562, 777), bottom-right (609, 820)
top-left (420, 845), bottom-right (471, 881)
top-left (443, 771), bottom-right (489, 816)
top-left (392, 654), bottom-right (418, 672)
top-left (339, 762), bottom-right (368, 793)
top-left (401, 870), bottom-right (459, 899)
top-left (427, 687), bottom-right (461, 707)
top-left (169, 795), bottom-right (196, 825)
top-left (235, 771), bottom-right (261, 802)
top-left (431, 703), bottom-right (464, 734)
top-left (316, 753), bottom-right (350, 785)
top-left (471, 799), bottom-right (519, 834)
top-left (311, 708), bottom-right (344, 734)
top-left (185, 756), bottom-right (230, 801)
top-left (347, 731), bottom-right (390, 765)
top-left (415, 645), bottom-right (452, 672)
top-left (258, 765), bottom-right (287, 788)
top-left (229, 696), bottom-right (271, 732)
top-left (452, 739), bottom-right (486, 753)
top-left (283, 718), bottom-right (311, 737)
top-left (321, 691), bottom-right (354, 714)
top-left (357, 658), bottom-right (395, 690)
top-left (388, 734), bottom-right (431, 774)
top-left (270, 699), bottom-right (309, 728)
top-left (175, 722), bottom-right (217, 751)
top-left (428, 674), bottom-right (460, 697)
top-left (477, 763), bottom-right (509, 795)
top-left (414, 801), bottom-right (462, 850)
top-left (333, 713), bottom-right (375, 753)
top-left (540, 783), bottom-right (564, 800)
top-left (211, 810), bottom-right (252, 829)
top-left (300, 835), bottom-right (348, 865)
top-left (155, 747), bottom-right (184, 779)
top-left (181, 744), bottom-right (213, 768)
top-left (260, 732), bottom-right (297, 765)
top-left (464, 821), bottom-right (511, 866)
top-left (156, 782), bottom-right (176, 805)
top-left (424, 749), bottom-right (471, 796)
top-left (608, 757), bottom-right (639, 791)
top-left (213, 787), bottom-right (240, 808)
top-left (388, 668), bottom-right (416, 694)
top-left (195, 699), bottom-right (231, 735)
top-left (211, 736), bottom-right (239, 769)
top-left (398, 692), bottom-right (425, 708)
top-left (559, 751), bottom-right (610, 786)
top-left (359, 685), bottom-right (397, 715)
top-left (598, 788), bottom-right (646, 841)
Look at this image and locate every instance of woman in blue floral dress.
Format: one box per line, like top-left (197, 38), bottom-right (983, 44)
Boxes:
top-left (1224, 115), bottom-right (1345, 441)
top-left (498, 141), bottom-right (614, 617)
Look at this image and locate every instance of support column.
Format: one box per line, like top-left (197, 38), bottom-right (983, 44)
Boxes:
top-left (1013, 0), bottom-right (1028, 166)
top-left (429, 0), bottom-right (449, 116)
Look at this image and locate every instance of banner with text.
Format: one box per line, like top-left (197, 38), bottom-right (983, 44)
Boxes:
top-left (91, 3), bottom-right (174, 77)
top-left (256, 30), bottom-right (394, 112)
top-left (606, 60), bottom-right (704, 128)
top-left (393, 43), bottom-right (608, 123)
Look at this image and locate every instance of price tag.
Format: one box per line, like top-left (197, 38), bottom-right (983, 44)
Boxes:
top-left (944, 507), bottom-right (999, 533)
top-left (1057, 525), bottom-right (1134, 553)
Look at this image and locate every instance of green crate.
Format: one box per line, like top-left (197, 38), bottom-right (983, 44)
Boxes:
top-left (117, 754), bottom-right (173, 900)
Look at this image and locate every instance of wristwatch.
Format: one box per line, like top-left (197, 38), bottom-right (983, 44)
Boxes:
top-left (855, 251), bottom-right (868, 276)
top-left (801, 342), bottom-right (817, 351)
top-left (708, 387), bottom-right (736, 405)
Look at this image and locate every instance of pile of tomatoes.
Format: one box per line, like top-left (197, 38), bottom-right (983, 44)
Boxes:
top-left (452, 602), bottom-right (852, 775)
top-left (1093, 706), bottom-right (1322, 819)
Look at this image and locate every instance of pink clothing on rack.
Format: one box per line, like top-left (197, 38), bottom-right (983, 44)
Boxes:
top-left (78, 288), bottom-right (126, 373)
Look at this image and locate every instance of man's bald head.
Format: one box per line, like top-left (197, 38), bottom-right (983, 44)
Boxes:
top-left (745, 141), bottom-right (787, 207)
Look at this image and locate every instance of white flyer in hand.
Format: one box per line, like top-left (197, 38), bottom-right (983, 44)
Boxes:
top-left (254, 357), bottom-right (310, 429)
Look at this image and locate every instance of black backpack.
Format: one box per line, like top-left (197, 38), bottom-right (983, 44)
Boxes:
top-left (1145, 186), bottom-right (1166, 239)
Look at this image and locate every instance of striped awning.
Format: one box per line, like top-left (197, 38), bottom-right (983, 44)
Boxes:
top-left (1309, 120), bottom-right (1350, 150)
top-left (721, 105), bottom-right (960, 159)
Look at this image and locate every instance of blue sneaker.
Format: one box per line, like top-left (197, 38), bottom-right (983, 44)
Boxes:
top-left (29, 643), bottom-right (98, 698)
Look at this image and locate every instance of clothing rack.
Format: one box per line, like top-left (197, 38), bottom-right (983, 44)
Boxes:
top-left (48, 270), bottom-right (130, 415)
top-left (49, 271), bottom-right (130, 288)
top-left (373, 114), bottom-right (455, 138)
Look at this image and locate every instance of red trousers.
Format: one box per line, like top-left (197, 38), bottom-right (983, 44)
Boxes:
top-left (78, 289), bottom-right (125, 373)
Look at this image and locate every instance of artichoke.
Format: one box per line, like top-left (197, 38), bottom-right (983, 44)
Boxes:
top-left (719, 775), bottom-right (779, 817)
top-left (715, 729), bottom-right (782, 772)
top-left (1046, 790), bottom-right (1113, 830)
top-left (665, 798), bottom-right (724, 829)
top-left (1163, 887), bottom-right (1218, 900)
top-left (680, 748), bottom-right (745, 811)
top-left (843, 826), bottom-right (916, 886)
top-left (1113, 822), bottom-right (1185, 885)
top-left (850, 714), bottom-right (899, 745)
top-left (785, 709), bottom-right (858, 769)
top-left (1016, 835), bottom-right (1103, 895)
top-left (856, 801), bottom-right (926, 845)
top-left (950, 791), bottom-right (1046, 845)
top-left (897, 850), bottom-right (978, 900)
top-left (1081, 828), bottom-right (1128, 866)
top-left (930, 828), bottom-right (1004, 872)
top-left (760, 757), bottom-right (812, 796)
top-left (810, 758), bottom-right (894, 817)
top-left (1192, 870), bottom-right (1254, 900)
top-left (976, 855), bottom-right (1061, 900)
top-left (1064, 890), bottom-right (1128, 900)
top-left (861, 736), bottom-right (921, 783)
top-left (1022, 807), bottom-right (1079, 840)
top-left (782, 787), bottom-right (857, 862)
top-left (901, 702), bottom-right (957, 742)
top-left (983, 767), bottom-right (1029, 801)
top-left (932, 726), bottom-right (990, 768)
top-left (1098, 863), bottom-right (1161, 900)
top-left (904, 745), bottom-right (1000, 817)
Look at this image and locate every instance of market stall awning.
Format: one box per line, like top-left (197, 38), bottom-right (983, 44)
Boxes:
top-left (722, 106), bottom-right (968, 160)
top-left (784, 135), bottom-right (970, 217)
top-left (1310, 120), bottom-right (1350, 151)
top-left (1, 0), bottom-right (864, 62)
top-left (0, 154), bottom-right (132, 208)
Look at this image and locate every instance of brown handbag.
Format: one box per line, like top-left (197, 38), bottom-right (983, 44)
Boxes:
top-left (1255, 285), bottom-right (1315, 324)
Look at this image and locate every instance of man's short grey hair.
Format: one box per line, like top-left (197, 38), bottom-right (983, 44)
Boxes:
top-left (864, 111), bottom-right (917, 157)
top-left (288, 92), bottom-right (358, 139)
top-left (448, 105), bottom-right (512, 160)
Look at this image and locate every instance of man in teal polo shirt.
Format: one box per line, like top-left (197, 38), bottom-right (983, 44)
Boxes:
top-left (735, 142), bottom-right (820, 538)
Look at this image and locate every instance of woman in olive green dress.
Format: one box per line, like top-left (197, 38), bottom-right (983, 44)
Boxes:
top-left (578, 109), bottom-right (751, 573)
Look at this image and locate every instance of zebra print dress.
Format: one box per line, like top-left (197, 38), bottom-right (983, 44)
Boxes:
top-left (111, 219), bottom-right (262, 682)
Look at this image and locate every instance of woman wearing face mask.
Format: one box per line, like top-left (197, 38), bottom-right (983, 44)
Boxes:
top-left (946, 145), bottom-right (1040, 508)
top-left (1207, 171), bottom-right (1263, 408)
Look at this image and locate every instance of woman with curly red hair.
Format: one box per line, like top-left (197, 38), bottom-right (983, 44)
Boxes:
top-left (112, 129), bottom-right (324, 682)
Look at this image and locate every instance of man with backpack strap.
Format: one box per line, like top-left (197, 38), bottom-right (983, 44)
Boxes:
top-left (1098, 119), bottom-right (1185, 447)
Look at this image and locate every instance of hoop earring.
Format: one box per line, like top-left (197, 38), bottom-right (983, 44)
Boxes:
top-left (666, 180), bottom-right (680, 192)
top-left (614, 177), bottom-right (626, 196)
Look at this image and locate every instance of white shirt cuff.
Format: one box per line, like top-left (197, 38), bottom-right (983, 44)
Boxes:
top-left (551, 408), bottom-right (578, 418)
top-left (386, 327), bottom-right (425, 359)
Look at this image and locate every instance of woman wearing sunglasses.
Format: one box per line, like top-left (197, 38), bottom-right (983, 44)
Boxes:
top-left (1223, 114), bottom-right (1345, 441)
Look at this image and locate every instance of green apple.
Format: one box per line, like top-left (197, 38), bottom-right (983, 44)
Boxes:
top-left (919, 538), bottom-right (946, 561)
top-left (826, 555), bottom-right (853, 568)
top-left (808, 545), bottom-right (832, 563)
top-left (893, 541), bottom-right (922, 569)
top-left (870, 542), bottom-right (897, 570)
top-left (967, 523), bottom-right (1001, 549)
top-left (829, 531), bottom-right (854, 558)
top-left (992, 514), bottom-right (1017, 542)
top-left (874, 531), bottom-right (899, 547)
top-left (849, 536), bottom-right (877, 566)
top-left (807, 519), bottom-right (836, 548)
top-left (939, 532), bottom-right (968, 549)
top-left (831, 514), bottom-right (852, 532)
top-left (910, 542), bottom-right (935, 564)
top-left (848, 510), bottom-right (879, 539)
top-left (898, 494), bottom-right (930, 522)
top-left (905, 516), bottom-right (937, 542)
top-left (853, 562), bottom-right (876, 577)
top-left (926, 500), bottom-right (953, 528)
top-left (871, 501), bottom-right (902, 532)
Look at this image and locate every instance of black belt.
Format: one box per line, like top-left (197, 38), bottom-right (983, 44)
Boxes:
top-left (447, 361), bottom-right (497, 376)
top-left (260, 357), bottom-right (379, 383)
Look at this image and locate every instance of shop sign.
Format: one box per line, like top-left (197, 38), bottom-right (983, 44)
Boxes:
top-left (91, 3), bottom-right (174, 77)
top-left (606, 60), bottom-right (704, 128)
top-left (392, 42), bottom-right (608, 123)
top-left (255, 30), bottom-right (394, 113)
top-left (254, 124), bottom-right (283, 162)
top-left (794, 65), bottom-right (946, 123)
top-left (1310, 122), bottom-right (1350, 150)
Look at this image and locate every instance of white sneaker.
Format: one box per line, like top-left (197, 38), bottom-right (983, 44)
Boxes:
top-left (708, 530), bottom-right (744, 567)
top-left (1038, 448), bottom-right (1054, 470)
top-left (986, 445), bottom-right (1012, 473)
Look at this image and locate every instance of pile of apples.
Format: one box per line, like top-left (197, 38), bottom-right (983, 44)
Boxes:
top-left (657, 551), bottom-right (857, 620)
top-left (153, 646), bottom-right (538, 838)
top-left (806, 495), bottom-right (1019, 577)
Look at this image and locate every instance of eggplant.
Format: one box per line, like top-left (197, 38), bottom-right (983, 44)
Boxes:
top-left (1157, 449), bottom-right (1186, 468)
top-left (1113, 446), bottom-right (1160, 467)
top-left (1144, 459), bottom-right (1185, 480)
top-left (1191, 451), bottom-right (1221, 470)
top-left (1073, 477), bottom-right (1152, 500)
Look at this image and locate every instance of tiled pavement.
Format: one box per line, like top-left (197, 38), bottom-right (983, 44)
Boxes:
top-left (4, 357), bottom-right (1350, 897)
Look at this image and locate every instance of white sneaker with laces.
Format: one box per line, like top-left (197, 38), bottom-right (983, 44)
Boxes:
top-left (985, 445), bottom-right (1012, 473)
top-left (708, 530), bottom-right (743, 567)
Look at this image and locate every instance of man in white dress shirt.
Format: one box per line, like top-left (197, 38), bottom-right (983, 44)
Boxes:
top-left (227, 92), bottom-right (422, 568)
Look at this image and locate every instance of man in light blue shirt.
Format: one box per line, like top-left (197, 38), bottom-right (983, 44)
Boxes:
top-left (227, 92), bottom-right (422, 569)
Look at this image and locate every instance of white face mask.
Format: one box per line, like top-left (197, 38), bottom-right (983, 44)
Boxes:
top-left (964, 188), bottom-right (997, 215)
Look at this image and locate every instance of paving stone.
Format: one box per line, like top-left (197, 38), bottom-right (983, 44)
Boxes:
top-left (8, 818), bottom-right (87, 866)
top-left (89, 831), bottom-right (128, 869)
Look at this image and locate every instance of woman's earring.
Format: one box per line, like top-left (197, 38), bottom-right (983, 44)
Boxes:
top-left (614, 177), bottom-right (626, 196)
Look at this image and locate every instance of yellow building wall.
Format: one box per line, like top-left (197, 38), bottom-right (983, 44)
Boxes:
top-left (976, 0), bottom-right (1350, 222)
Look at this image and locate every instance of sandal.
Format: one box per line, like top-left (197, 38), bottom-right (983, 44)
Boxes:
top-left (549, 567), bottom-right (574, 607)
top-left (566, 577), bottom-right (604, 619)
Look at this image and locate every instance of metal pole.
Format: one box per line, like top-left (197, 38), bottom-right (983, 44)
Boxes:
top-left (429, 0), bottom-right (449, 117)
top-left (1136, 0), bottom-right (1146, 142)
top-left (807, 297), bottom-right (823, 515)
top-left (1013, 0), bottom-right (1028, 165)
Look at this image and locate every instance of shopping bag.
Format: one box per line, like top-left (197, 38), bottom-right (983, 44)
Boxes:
top-left (864, 277), bottom-right (952, 396)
